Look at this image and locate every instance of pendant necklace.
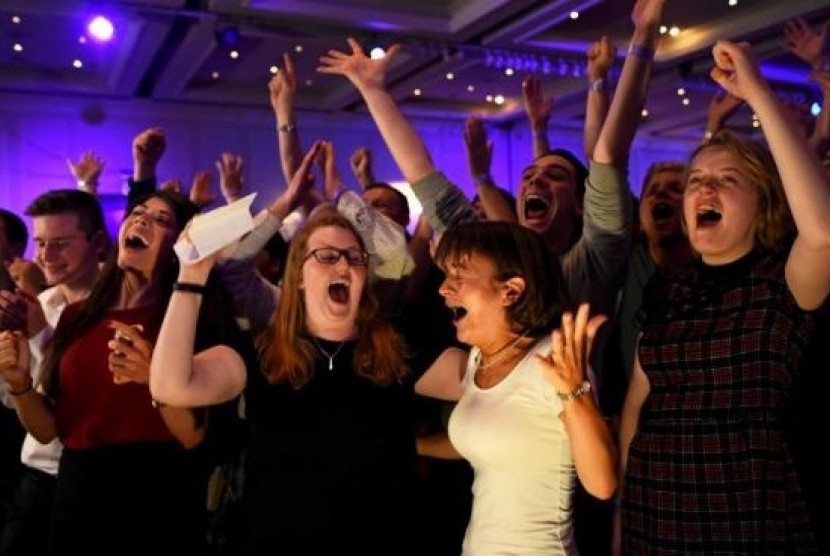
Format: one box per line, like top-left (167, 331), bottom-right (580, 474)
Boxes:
top-left (311, 336), bottom-right (346, 371)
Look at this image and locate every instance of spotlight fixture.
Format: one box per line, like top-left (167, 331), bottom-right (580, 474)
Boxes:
top-left (369, 46), bottom-right (386, 60)
top-left (215, 25), bottom-right (241, 48)
top-left (87, 15), bottom-right (114, 42)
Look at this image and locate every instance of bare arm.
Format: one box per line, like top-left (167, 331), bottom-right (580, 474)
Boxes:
top-left (538, 304), bottom-right (617, 499)
top-left (522, 75), bottom-right (553, 157)
top-left (711, 41), bottom-right (830, 309)
top-left (463, 117), bottom-right (517, 222)
top-left (584, 36), bottom-right (616, 161)
top-left (318, 40), bottom-right (436, 184)
top-left (269, 53), bottom-right (305, 185)
top-left (593, 0), bottom-right (664, 165)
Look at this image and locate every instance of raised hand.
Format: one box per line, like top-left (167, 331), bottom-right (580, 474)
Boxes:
top-left (316, 140), bottom-right (345, 201)
top-left (215, 152), bottom-right (244, 203)
top-left (587, 36), bottom-right (617, 81)
top-left (706, 90), bottom-right (744, 132)
top-left (269, 140), bottom-right (324, 219)
top-left (188, 171), bottom-right (216, 209)
top-left (268, 52), bottom-right (297, 114)
top-left (160, 178), bottom-right (182, 195)
top-left (710, 41), bottom-right (770, 104)
top-left (784, 17), bottom-right (829, 69)
top-left (522, 75), bottom-right (553, 132)
top-left (107, 322), bottom-right (151, 385)
top-left (133, 127), bottom-right (166, 181)
top-left (463, 117), bottom-right (493, 178)
top-left (631, 0), bottom-right (665, 31)
top-left (318, 38), bottom-right (402, 92)
top-left (349, 147), bottom-right (375, 189)
top-left (536, 303), bottom-right (607, 398)
top-left (67, 151), bottom-right (105, 186)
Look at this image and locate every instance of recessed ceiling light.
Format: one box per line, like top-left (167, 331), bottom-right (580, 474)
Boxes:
top-left (677, 87), bottom-right (686, 96)
top-left (211, 71), bottom-right (220, 80)
top-left (505, 68), bottom-right (514, 76)
top-left (494, 95), bottom-right (505, 105)
top-left (752, 120), bottom-right (760, 128)
top-left (78, 36), bottom-right (87, 44)
top-left (229, 50), bottom-right (239, 59)
top-left (728, 0), bottom-right (738, 5)
top-left (270, 65), bottom-right (278, 74)
top-left (682, 97), bottom-right (690, 106)
top-left (467, 85), bottom-right (475, 92)
top-left (668, 26), bottom-right (680, 37)
top-left (641, 108), bottom-right (649, 118)
top-left (414, 88), bottom-right (422, 96)
top-left (659, 25), bottom-right (668, 35)
top-left (12, 43), bottom-right (22, 53)
top-left (72, 59), bottom-right (83, 69)
top-left (295, 45), bottom-right (303, 53)
top-left (811, 101), bottom-right (822, 117)
top-left (370, 46), bottom-right (386, 60)
top-left (87, 15), bottom-right (115, 42)
top-left (485, 94), bottom-right (494, 102)
top-left (11, 15), bottom-right (21, 24)
top-left (570, 11), bottom-right (579, 20)
top-left (305, 79), bottom-right (312, 86)
top-left (446, 72), bottom-right (455, 80)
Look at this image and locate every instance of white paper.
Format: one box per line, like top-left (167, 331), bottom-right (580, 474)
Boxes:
top-left (174, 193), bottom-right (258, 264)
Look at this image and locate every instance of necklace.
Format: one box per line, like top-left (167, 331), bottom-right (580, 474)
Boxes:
top-left (474, 330), bottom-right (529, 370)
top-left (310, 336), bottom-right (346, 371)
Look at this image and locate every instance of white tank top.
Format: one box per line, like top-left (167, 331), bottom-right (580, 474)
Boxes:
top-left (448, 336), bottom-right (577, 555)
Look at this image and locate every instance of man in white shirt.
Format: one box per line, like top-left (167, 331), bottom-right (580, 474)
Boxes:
top-left (0, 189), bottom-right (108, 556)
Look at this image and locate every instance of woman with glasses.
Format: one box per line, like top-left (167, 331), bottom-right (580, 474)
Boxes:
top-left (149, 146), bottom-right (467, 555)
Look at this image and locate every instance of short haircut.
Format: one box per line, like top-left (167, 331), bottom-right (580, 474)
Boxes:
top-left (641, 161), bottom-right (686, 196)
top-left (365, 182), bottom-right (410, 219)
top-left (435, 220), bottom-right (570, 337)
top-left (0, 208), bottom-right (28, 256)
top-left (24, 189), bottom-right (106, 239)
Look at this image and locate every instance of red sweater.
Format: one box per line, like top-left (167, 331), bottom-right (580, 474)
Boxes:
top-left (54, 303), bottom-right (175, 449)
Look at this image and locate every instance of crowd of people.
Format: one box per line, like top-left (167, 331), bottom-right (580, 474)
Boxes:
top-left (2, 0), bottom-right (830, 554)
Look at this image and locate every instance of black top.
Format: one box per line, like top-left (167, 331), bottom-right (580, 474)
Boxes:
top-left (241, 338), bottom-right (418, 555)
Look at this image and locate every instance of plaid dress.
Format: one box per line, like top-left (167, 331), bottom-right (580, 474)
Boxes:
top-left (621, 251), bottom-right (819, 555)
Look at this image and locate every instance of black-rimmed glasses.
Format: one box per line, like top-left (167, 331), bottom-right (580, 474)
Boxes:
top-left (304, 247), bottom-right (369, 267)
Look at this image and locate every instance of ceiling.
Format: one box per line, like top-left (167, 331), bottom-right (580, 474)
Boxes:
top-left (1, 0), bottom-right (829, 143)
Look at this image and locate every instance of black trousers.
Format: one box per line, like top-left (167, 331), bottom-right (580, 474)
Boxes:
top-left (0, 467), bottom-right (56, 556)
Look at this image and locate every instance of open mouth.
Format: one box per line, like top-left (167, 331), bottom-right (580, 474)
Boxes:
top-left (651, 202), bottom-right (674, 221)
top-left (124, 233), bottom-right (149, 250)
top-left (447, 305), bottom-right (468, 323)
top-left (695, 205), bottom-right (722, 227)
top-left (328, 279), bottom-right (350, 304)
top-left (524, 194), bottom-right (550, 221)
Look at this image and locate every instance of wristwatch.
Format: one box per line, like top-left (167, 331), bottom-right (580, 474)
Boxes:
top-left (557, 380), bottom-right (592, 403)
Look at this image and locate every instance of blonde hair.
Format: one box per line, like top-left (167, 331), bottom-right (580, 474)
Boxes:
top-left (256, 205), bottom-right (409, 388)
top-left (685, 130), bottom-right (794, 254)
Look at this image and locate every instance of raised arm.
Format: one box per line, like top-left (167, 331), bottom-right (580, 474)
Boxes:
top-left (711, 40), bottom-right (830, 309)
top-left (129, 127), bottom-right (165, 206)
top-left (702, 90), bottom-right (744, 144)
top-left (318, 40), bottom-right (435, 184)
top-left (269, 53), bottom-right (305, 185)
top-left (521, 75), bottom-right (553, 158)
top-left (67, 151), bottom-right (105, 195)
top-left (349, 147), bottom-right (376, 190)
top-left (584, 36), bottom-right (616, 161)
top-left (593, 0), bottom-right (664, 165)
top-left (463, 117), bottom-right (517, 223)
